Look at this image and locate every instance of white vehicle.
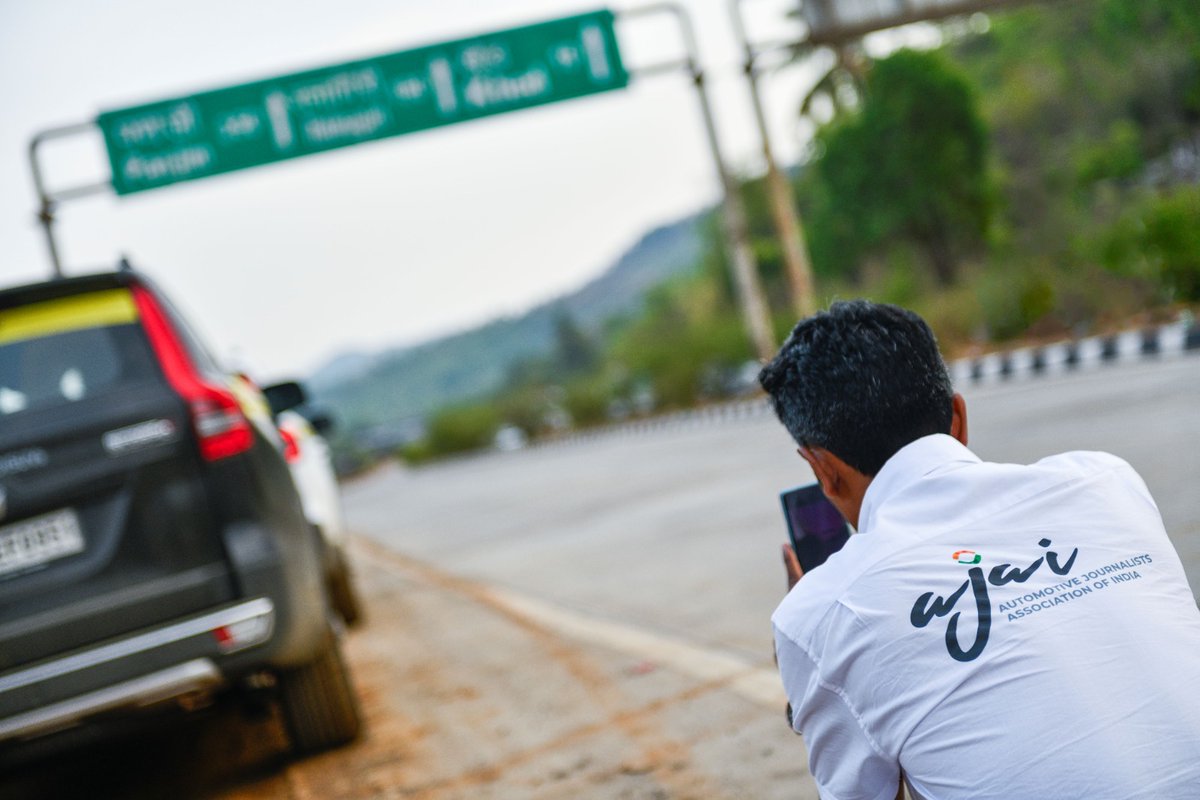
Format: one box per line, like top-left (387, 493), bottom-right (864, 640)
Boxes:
top-left (266, 382), bottom-right (363, 626)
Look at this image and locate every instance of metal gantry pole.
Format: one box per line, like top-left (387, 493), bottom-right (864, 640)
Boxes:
top-left (28, 122), bottom-right (111, 278)
top-left (620, 3), bottom-right (777, 362)
top-left (729, 0), bottom-right (817, 319)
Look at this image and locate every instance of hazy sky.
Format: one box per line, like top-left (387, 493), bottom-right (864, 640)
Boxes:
top-left (1, 0), bottom-right (858, 380)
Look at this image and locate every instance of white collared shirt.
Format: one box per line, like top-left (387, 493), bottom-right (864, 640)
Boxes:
top-left (773, 434), bottom-right (1200, 800)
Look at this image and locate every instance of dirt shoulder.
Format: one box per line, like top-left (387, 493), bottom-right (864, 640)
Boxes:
top-left (226, 536), bottom-right (811, 799)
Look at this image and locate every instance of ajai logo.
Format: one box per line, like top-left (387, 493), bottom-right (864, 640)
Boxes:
top-left (916, 539), bottom-right (1080, 661)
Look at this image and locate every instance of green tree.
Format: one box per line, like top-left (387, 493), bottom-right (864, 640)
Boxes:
top-left (610, 279), bottom-right (751, 408)
top-left (552, 310), bottom-right (597, 376)
top-left (1103, 186), bottom-right (1200, 302)
top-left (812, 49), bottom-right (993, 286)
top-left (954, 0), bottom-right (1200, 253)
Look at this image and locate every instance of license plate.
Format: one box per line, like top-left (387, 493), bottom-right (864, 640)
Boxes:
top-left (0, 509), bottom-right (85, 578)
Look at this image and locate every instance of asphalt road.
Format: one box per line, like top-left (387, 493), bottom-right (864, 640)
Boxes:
top-left (346, 356), bottom-right (1200, 663)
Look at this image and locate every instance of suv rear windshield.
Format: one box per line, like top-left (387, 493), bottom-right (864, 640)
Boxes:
top-left (0, 288), bottom-right (160, 417)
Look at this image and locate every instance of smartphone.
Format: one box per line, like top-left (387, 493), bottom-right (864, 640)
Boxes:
top-left (780, 483), bottom-right (852, 573)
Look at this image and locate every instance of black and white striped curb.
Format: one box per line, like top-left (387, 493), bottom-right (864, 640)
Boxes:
top-left (947, 318), bottom-right (1200, 387)
top-left (536, 318), bottom-right (1199, 450)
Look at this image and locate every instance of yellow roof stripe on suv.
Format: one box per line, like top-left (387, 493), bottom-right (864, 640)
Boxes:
top-left (0, 289), bottom-right (139, 345)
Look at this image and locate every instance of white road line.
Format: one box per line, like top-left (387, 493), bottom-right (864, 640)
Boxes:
top-left (484, 585), bottom-right (786, 710)
top-left (354, 537), bottom-right (787, 710)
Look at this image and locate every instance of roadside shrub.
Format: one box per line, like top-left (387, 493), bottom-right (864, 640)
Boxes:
top-left (975, 263), bottom-right (1057, 341)
top-left (399, 440), bottom-right (433, 465)
top-left (424, 403), bottom-right (501, 457)
top-left (563, 378), bottom-right (612, 428)
top-left (913, 284), bottom-right (986, 354)
top-left (1074, 119), bottom-right (1143, 184)
top-left (1101, 185), bottom-right (1200, 301)
top-left (496, 386), bottom-right (552, 437)
top-left (1140, 186), bottom-right (1200, 300)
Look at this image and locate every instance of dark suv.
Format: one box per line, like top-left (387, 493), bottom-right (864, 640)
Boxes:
top-left (0, 268), bottom-right (360, 754)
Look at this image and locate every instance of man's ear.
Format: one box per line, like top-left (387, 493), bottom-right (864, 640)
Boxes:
top-left (801, 446), bottom-right (871, 529)
top-left (950, 393), bottom-right (969, 446)
top-left (801, 446), bottom-right (856, 502)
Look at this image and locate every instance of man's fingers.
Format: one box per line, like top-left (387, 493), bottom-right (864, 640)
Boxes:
top-left (782, 543), bottom-right (805, 591)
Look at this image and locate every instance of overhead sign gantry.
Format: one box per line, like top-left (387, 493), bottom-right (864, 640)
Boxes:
top-left (30, 5), bottom-right (779, 360)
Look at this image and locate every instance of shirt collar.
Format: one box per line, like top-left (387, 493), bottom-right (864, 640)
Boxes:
top-left (857, 433), bottom-right (981, 533)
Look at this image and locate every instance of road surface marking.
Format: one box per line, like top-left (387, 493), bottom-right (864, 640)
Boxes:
top-left (485, 585), bottom-right (785, 709)
top-left (354, 536), bottom-right (785, 711)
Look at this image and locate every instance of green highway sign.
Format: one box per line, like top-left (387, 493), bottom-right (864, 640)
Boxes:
top-left (97, 10), bottom-right (627, 195)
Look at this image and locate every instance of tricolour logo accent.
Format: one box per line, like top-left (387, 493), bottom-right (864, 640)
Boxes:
top-left (953, 550), bottom-right (981, 565)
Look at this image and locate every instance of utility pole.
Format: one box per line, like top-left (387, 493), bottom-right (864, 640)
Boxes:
top-left (622, 3), bottom-right (777, 361)
top-left (729, 0), bottom-right (817, 319)
top-left (692, 63), bottom-right (778, 360)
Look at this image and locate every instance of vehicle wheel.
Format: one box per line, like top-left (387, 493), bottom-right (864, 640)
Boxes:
top-left (278, 634), bottom-right (362, 754)
top-left (328, 551), bottom-right (365, 627)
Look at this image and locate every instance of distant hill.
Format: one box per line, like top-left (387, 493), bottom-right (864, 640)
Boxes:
top-left (309, 210), bottom-right (706, 437)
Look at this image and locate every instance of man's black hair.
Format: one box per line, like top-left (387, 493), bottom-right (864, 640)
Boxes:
top-left (758, 300), bottom-right (954, 476)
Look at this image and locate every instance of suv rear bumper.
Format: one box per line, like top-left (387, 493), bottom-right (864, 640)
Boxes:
top-left (0, 598), bottom-right (274, 743)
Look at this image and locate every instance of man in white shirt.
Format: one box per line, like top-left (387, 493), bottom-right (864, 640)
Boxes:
top-left (759, 301), bottom-right (1200, 800)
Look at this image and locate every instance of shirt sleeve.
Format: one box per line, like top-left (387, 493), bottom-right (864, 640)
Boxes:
top-left (775, 625), bottom-right (900, 800)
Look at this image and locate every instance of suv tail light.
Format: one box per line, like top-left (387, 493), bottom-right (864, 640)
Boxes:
top-left (278, 425), bottom-right (301, 463)
top-left (130, 284), bottom-right (254, 460)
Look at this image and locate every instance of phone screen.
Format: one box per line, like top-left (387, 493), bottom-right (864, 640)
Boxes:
top-left (780, 483), bottom-right (852, 573)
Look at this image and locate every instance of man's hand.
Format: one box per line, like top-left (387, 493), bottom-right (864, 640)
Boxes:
top-left (782, 543), bottom-right (805, 591)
